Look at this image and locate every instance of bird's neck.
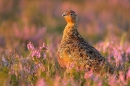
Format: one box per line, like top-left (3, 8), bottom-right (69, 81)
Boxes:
top-left (64, 23), bottom-right (78, 34)
top-left (62, 23), bottom-right (78, 39)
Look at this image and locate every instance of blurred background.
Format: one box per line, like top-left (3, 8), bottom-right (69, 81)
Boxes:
top-left (0, 0), bottom-right (130, 55)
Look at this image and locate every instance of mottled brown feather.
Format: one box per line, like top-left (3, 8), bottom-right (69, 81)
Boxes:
top-left (57, 10), bottom-right (114, 74)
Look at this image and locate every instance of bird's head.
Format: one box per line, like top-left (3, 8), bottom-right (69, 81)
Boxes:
top-left (62, 10), bottom-right (78, 24)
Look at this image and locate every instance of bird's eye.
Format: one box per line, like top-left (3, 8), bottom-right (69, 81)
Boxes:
top-left (70, 13), bottom-right (73, 16)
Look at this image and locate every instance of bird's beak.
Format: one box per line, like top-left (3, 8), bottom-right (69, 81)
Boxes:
top-left (62, 13), bottom-right (66, 16)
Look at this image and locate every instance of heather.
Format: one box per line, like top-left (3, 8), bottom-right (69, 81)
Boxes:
top-left (0, 0), bottom-right (130, 86)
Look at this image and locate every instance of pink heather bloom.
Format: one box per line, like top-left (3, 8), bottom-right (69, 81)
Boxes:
top-left (98, 81), bottom-right (102, 86)
top-left (31, 49), bottom-right (41, 58)
top-left (41, 66), bottom-right (46, 72)
top-left (42, 42), bottom-right (47, 48)
top-left (27, 42), bottom-right (47, 58)
top-left (36, 50), bottom-right (41, 58)
top-left (68, 63), bottom-right (75, 69)
top-left (108, 75), bottom-right (117, 86)
top-left (54, 76), bottom-right (61, 86)
top-left (31, 49), bottom-right (37, 57)
top-left (39, 42), bottom-right (47, 50)
top-left (27, 42), bottom-right (34, 50)
top-left (43, 53), bottom-right (46, 58)
top-left (38, 64), bottom-right (46, 72)
top-left (36, 78), bottom-right (45, 86)
top-left (126, 47), bottom-right (130, 54)
top-left (113, 48), bottom-right (122, 66)
top-left (84, 70), bottom-right (93, 79)
top-left (127, 68), bottom-right (130, 80)
top-left (118, 71), bottom-right (126, 85)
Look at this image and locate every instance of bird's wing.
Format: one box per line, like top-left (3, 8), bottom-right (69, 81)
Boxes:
top-left (66, 37), bottom-right (105, 62)
top-left (67, 42), bottom-right (114, 73)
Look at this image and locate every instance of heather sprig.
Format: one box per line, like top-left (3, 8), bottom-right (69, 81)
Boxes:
top-left (27, 42), bottom-right (47, 58)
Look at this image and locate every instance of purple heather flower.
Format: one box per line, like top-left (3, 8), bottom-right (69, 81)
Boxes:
top-left (36, 50), bottom-right (41, 58)
top-left (27, 42), bottom-right (48, 58)
top-left (43, 53), bottom-right (46, 58)
top-left (31, 49), bottom-right (41, 58)
top-left (27, 42), bottom-right (34, 50)
top-left (113, 47), bottom-right (122, 66)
